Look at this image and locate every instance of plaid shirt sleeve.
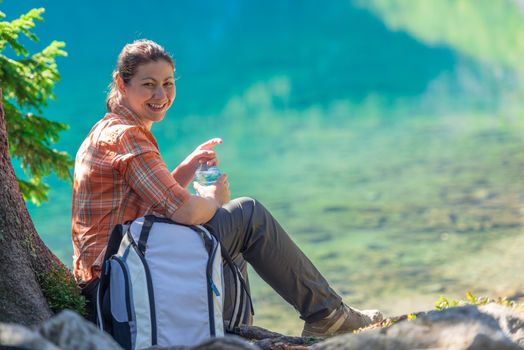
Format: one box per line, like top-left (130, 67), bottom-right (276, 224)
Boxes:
top-left (113, 126), bottom-right (190, 218)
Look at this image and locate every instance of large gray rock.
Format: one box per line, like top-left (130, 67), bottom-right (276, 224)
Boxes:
top-left (0, 322), bottom-right (60, 350)
top-left (312, 304), bottom-right (524, 350)
top-left (480, 303), bottom-right (524, 346)
top-left (146, 335), bottom-right (261, 350)
top-left (38, 310), bottom-right (123, 350)
top-left (3, 304), bottom-right (523, 350)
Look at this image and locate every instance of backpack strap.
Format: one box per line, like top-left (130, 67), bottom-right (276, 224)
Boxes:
top-left (103, 222), bottom-right (127, 262)
top-left (203, 225), bottom-right (254, 332)
top-left (220, 244), bottom-right (254, 331)
top-left (137, 215), bottom-right (156, 254)
top-left (138, 215), bottom-right (183, 254)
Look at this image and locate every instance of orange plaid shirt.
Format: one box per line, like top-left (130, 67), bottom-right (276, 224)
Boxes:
top-left (72, 104), bottom-right (190, 284)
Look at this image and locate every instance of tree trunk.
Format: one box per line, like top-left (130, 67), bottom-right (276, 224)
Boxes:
top-left (0, 89), bottom-right (69, 325)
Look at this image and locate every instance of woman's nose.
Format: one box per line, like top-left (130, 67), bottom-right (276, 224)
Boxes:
top-left (153, 86), bottom-right (166, 99)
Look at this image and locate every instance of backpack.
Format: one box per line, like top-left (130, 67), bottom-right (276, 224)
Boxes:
top-left (95, 215), bottom-right (253, 349)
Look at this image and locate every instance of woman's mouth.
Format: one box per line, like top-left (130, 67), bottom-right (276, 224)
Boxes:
top-left (146, 102), bottom-right (168, 112)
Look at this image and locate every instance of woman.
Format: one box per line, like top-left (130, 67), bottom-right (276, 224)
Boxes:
top-left (72, 39), bottom-right (382, 337)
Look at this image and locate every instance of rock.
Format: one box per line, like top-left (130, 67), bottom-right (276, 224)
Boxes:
top-left (191, 336), bottom-right (259, 350)
top-left (145, 335), bottom-right (260, 350)
top-left (0, 322), bottom-right (60, 350)
top-left (480, 303), bottom-right (524, 346)
top-left (38, 309), bottom-right (123, 350)
top-left (231, 323), bottom-right (318, 349)
top-left (311, 332), bottom-right (404, 350)
top-left (3, 304), bottom-right (523, 350)
top-left (311, 304), bottom-right (524, 350)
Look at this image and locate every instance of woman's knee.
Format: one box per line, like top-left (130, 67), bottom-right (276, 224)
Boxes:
top-left (232, 196), bottom-right (270, 218)
top-left (226, 196), bottom-right (257, 213)
top-left (232, 196), bottom-right (257, 206)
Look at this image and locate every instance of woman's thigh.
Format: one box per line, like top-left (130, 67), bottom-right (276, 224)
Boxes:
top-left (205, 197), bottom-right (257, 258)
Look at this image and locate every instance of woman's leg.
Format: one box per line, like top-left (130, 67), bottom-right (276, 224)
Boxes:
top-left (206, 197), bottom-right (342, 324)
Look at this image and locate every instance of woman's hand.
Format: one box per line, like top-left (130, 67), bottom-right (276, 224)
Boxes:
top-left (188, 138), bottom-right (222, 167)
top-left (193, 174), bottom-right (230, 206)
top-left (172, 138), bottom-right (222, 188)
top-left (170, 172), bottom-right (229, 226)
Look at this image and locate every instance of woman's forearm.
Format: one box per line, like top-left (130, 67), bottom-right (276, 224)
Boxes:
top-left (172, 163), bottom-right (196, 188)
top-left (169, 195), bottom-right (219, 225)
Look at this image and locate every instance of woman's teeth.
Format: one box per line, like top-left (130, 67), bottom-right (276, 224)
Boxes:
top-left (147, 103), bottom-right (166, 111)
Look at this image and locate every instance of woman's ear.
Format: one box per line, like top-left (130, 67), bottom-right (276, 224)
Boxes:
top-left (115, 74), bottom-right (126, 96)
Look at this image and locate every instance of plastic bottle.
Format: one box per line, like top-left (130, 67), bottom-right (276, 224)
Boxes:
top-left (194, 162), bottom-right (222, 190)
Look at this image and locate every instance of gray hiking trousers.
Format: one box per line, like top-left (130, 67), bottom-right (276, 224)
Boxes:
top-left (206, 197), bottom-right (342, 324)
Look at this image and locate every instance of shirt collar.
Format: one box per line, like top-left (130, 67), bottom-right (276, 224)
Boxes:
top-left (112, 104), bottom-right (148, 129)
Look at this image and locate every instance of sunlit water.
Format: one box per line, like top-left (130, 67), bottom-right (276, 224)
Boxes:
top-left (4, 0), bottom-right (523, 334)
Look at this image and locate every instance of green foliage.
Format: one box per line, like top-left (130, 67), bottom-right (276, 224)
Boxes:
top-left (379, 319), bottom-right (395, 328)
top-left (38, 263), bottom-right (87, 316)
top-left (436, 292), bottom-right (524, 313)
top-left (0, 7), bottom-right (72, 204)
top-left (406, 313), bottom-right (417, 321)
top-left (435, 295), bottom-right (461, 311)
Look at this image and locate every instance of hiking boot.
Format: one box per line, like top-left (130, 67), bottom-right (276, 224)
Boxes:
top-left (302, 303), bottom-right (384, 337)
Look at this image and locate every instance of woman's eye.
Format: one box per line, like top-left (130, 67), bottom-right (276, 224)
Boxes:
top-left (164, 81), bottom-right (174, 87)
top-left (143, 82), bottom-right (154, 87)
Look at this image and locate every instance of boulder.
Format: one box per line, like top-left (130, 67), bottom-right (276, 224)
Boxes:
top-left (0, 322), bottom-right (59, 350)
top-left (480, 303), bottom-right (524, 347)
top-left (2, 304), bottom-right (523, 350)
top-left (146, 335), bottom-right (261, 350)
top-left (312, 304), bottom-right (524, 350)
top-left (38, 310), bottom-right (122, 350)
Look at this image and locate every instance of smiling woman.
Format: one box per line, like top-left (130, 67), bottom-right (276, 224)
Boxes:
top-left (72, 39), bottom-right (383, 340)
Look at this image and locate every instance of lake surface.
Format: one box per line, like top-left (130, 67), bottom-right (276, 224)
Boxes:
top-left (4, 0), bottom-right (524, 334)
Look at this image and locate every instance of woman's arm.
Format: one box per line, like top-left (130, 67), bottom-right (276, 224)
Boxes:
top-left (125, 152), bottom-right (231, 225)
top-left (116, 130), bottom-right (228, 225)
top-left (169, 195), bottom-right (219, 225)
top-left (170, 175), bottom-right (230, 225)
top-left (171, 162), bottom-right (199, 188)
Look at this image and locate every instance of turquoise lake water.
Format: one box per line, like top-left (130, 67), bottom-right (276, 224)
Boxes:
top-left (3, 0), bottom-right (524, 334)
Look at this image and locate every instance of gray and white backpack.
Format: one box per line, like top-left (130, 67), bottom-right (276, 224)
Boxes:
top-left (96, 215), bottom-right (253, 349)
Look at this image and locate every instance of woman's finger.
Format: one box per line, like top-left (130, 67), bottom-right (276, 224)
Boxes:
top-left (194, 150), bottom-right (216, 162)
top-left (206, 158), bottom-right (219, 167)
top-left (195, 149), bottom-right (215, 157)
top-left (198, 138), bottom-right (222, 150)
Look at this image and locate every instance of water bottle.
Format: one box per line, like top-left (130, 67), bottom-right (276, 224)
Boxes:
top-left (194, 162), bottom-right (222, 195)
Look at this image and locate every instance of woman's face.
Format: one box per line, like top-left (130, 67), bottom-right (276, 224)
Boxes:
top-left (120, 59), bottom-right (175, 128)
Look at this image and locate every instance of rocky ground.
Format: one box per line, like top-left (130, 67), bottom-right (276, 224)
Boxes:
top-left (1, 303), bottom-right (523, 350)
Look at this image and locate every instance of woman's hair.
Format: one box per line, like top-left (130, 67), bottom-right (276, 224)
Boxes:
top-left (106, 39), bottom-right (174, 112)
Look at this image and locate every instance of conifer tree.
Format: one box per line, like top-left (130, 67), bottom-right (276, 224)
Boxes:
top-left (0, 7), bottom-right (84, 325)
top-left (0, 7), bottom-right (72, 204)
